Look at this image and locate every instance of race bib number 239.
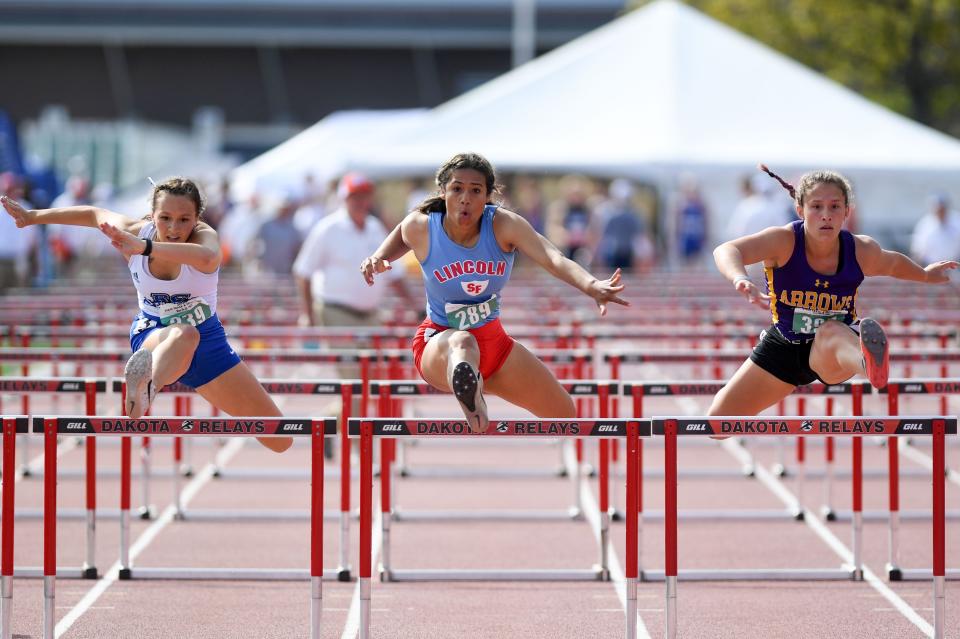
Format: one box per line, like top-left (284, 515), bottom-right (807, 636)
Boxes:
top-left (159, 299), bottom-right (212, 327)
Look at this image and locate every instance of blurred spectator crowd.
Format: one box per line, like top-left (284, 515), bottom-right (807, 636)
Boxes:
top-left (4, 165), bottom-right (960, 294)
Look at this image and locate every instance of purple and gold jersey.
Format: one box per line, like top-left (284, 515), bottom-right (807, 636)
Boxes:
top-left (764, 220), bottom-right (863, 343)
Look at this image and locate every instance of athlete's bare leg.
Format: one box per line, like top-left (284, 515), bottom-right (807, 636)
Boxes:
top-left (808, 320), bottom-right (865, 384)
top-left (484, 342), bottom-right (576, 418)
top-left (707, 359), bottom-right (796, 416)
top-left (138, 324), bottom-right (201, 387)
top-left (418, 329), bottom-right (488, 432)
top-left (125, 324), bottom-right (201, 418)
top-left (418, 329), bottom-right (478, 392)
top-left (196, 362), bottom-right (293, 453)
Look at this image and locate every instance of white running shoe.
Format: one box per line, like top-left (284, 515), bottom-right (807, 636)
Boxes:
top-left (451, 361), bottom-right (489, 434)
top-left (124, 348), bottom-right (157, 419)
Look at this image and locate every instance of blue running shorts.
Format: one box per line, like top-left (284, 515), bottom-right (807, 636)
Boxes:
top-left (128, 311), bottom-right (241, 389)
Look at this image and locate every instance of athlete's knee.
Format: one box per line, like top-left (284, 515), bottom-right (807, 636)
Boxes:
top-left (167, 324), bottom-right (201, 347)
top-left (446, 330), bottom-right (479, 354)
top-left (812, 320), bottom-right (847, 348)
top-left (554, 393), bottom-right (576, 418)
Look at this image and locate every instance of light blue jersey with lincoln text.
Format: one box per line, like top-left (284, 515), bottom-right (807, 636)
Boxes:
top-left (421, 205), bottom-right (515, 329)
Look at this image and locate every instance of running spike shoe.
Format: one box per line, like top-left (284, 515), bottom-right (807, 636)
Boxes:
top-left (859, 318), bottom-right (889, 389)
top-left (451, 361), bottom-right (489, 434)
top-left (124, 348), bottom-right (158, 419)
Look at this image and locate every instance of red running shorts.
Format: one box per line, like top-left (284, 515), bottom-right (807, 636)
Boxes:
top-left (412, 317), bottom-right (516, 381)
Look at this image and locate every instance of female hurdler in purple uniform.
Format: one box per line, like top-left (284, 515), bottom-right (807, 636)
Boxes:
top-left (709, 165), bottom-right (958, 417)
top-left (361, 153), bottom-right (628, 433)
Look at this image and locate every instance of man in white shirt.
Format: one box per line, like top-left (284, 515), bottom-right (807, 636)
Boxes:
top-left (293, 172), bottom-right (412, 328)
top-left (910, 193), bottom-right (960, 265)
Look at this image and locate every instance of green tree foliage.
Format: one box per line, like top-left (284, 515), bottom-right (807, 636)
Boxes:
top-left (629, 0), bottom-right (960, 136)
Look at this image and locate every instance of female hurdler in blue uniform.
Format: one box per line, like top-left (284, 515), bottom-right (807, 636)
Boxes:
top-left (709, 165), bottom-right (958, 416)
top-left (2, 179), bottom-right (291, 452)
top-left (361, 153), bottom-right (628, 433)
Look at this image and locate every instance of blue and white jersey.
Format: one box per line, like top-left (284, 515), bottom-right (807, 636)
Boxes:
top-left (421, 205), bottom-right (515, 329)
top-left (129, 222), bottom-right (219, 326)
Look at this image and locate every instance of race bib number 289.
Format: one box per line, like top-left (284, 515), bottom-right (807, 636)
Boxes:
top-left (445, 295), bottom-right (499, 330)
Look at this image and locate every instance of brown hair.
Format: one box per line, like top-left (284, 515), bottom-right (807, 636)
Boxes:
top-left (759, 164), bottom-right (853, 207)
top-left (414, 152), bottom-right (502, 214)
top-left (148, 177), bottom-right (205, 218)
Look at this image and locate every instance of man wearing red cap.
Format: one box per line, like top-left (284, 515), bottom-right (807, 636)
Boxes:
top-left (294, 172), bottom-right (410, 328)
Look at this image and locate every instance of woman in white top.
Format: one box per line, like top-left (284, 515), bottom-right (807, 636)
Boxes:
top-left (2, 178), bottom-right (291, 453)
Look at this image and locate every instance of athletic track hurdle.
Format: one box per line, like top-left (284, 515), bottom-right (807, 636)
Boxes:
top-left (370, 379), bottom-right (616, 524)
top-left (624, 380), bottom-right (875, 583)
top-left (876, 378), bottom-right (960, 581)
top-left (0, 378), bottom-right (105, 578)
top-left (110, 378), bottom-right (361, 580)
top-left (0, 415), bottom-right (335, 639)
top-left (625, 379), bottom-right (869, 507)
top-left (653, 415), bottom-right (955, 639)
top-left (348, 417), bottom-right (648, 639)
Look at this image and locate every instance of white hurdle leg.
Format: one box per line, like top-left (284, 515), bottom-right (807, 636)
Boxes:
top-left (887, 511), bottom-right (900, 576)
top-left (665, 576), bottom-right (677, 639)
top-left (173, 458), bottom-right (183, 519)
top-left (139, 437), bottom-right (153, 519)
top-left (339, 512), bottom-right (350, 579)
top-left (84, 509), bottom-right (96, 577)
top-left (1, 576), bottom-right (11, 639)
top-left (380, 512), bottom-right (391, 580)
top-left (822, 452), bottom-right (834, 519)
top-left (18, 434), bottom-right (30, 476)
top-left (934, 575), bottom-right (945, 639)
top-left (571, 441), bottom-right (583, 518)
top-left (599, 511), bottom-right (610, 579)
top-left (310, 577), bottom-right (321, 639)
top-left (43, 576), bottom-right (54, 639)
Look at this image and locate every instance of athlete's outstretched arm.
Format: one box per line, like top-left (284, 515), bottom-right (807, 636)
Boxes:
top-left (361, 212), bottom-right (423, 286)
top-left (99, 221), bottom-right (222, 273)
top-left (855, 235), bottom-right (958, 283)
top-left (1, 195), bottom-right (138, 232)
top-left (713, 226), bottom-right (791, 307)
top-left (497, 209), bottom-right (627, 316)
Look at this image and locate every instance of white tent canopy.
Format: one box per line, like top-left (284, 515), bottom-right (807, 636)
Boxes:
top-left (234, 0), bottom-right (960, 245)
top-left (341, 0), bottom-right (960, 242)
top-left (346, 0), bottom-right (960, 172)
top-left (230, 108), bottom-right (429, 200)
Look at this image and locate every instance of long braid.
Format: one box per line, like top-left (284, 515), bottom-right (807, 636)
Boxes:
top-left (758, 163), bottom-right (795, 201)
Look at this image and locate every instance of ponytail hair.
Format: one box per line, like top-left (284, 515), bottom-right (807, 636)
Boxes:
top-left (758, 163), bottom-right (795, 200)
top-left (758, 163), bottom-right (853, 207)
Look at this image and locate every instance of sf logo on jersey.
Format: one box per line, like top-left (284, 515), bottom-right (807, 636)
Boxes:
top-left (461, 280), bottom-right (489, 296)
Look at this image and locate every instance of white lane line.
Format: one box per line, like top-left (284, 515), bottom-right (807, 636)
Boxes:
top-left (340, 507), bottom-right (382, 639)
top-left (54, 438), bottom-right (245, 637)
top-left (568, 444), bottom-right (652, 639)
top-left (721, 438), bottom-right (936, 638)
